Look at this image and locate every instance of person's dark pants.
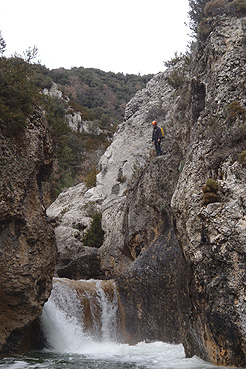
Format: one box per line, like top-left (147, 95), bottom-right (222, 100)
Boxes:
top-left (154, 140), bottom-right (162, 156)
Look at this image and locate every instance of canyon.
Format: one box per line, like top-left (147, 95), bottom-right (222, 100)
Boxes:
top-left (0, 6), bottom-right (246, 368)
top-left (47, 12), bottom-right (246, 367)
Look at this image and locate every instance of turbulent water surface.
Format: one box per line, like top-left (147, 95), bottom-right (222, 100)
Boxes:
top-left (0, 279), bottom-right (232, 369)
top-left (0, 342), bottom-right (228, 369)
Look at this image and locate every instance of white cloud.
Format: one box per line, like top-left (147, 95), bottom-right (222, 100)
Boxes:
top-left (0, 0), bottom-right (190, 74)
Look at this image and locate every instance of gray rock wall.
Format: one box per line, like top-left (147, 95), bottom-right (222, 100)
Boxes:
top-left (0, 110), bottom-right (57, 354)
top-left (117, 155), bottom-right (190, 344)
top-left (171, 15), bottom-right (246, 367)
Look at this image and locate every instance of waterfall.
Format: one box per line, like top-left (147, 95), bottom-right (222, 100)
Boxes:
top-left (4, 277), bottom-right (220, 368)
top-left (40, 278), bottom-right (121, 353)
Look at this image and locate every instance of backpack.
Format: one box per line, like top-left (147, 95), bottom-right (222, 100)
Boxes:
top-left (160, 127), bottom-right (165, 139)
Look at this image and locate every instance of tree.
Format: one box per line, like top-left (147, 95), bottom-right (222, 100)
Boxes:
top-left (0, 56), bottom-right (40, 130)
top-left (23, 45), bottom-right (39, 63)
top-left (83, 212), bottom-right (105, 248)
top-left (0, 31), bottom-right (6, 54)
top-left (188, 0), bottom-right (211, 35)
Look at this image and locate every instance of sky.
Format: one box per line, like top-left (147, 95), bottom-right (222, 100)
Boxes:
top-left (0, 0), bottom-right (191, 75)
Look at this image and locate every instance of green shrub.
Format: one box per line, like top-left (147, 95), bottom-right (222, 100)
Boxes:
top-left (235, 0), bottom-right (246, 13)
top-left (0, 56), bottom-right (41, 132)
top-left (53, 173), bottom-right (75, 198)
top-left (229, 0), bottom-right (246, 14)
top-left (202, 192), bottom-right (219, 205)
top-left (188, 0), bottom-right (211, 35)
top-left (164, 52), bottom-right (183, 67)
top-left (83, 212), bottom-right (105, 248)
top-left (228, 101), bottom-right (245, 121)
top-left (202, 179), bottom-right (219, 205)
top-left (84, 166), bottom-right (98, 188)
top-left (205, 178), bottom-right (218, 192)
top-left (0, 31), bottom-right (6, 54)
top-left (204, 0), bottom-right (228, 16)
top-left (238, 150), bottom-right (246, 165)
top-left (198, 19), bottom-right (213, 39)
top-left (164, 52), bottom-right (192, 68)
top-left (167, 71), bottom-right (185, 89)
top-left (203, 0), bottom-right (246, 16)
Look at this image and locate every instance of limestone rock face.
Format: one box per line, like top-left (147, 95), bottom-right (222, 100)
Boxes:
top-left (47, 68), bottom-right (182, 278)
top-left (174, 160), bottom-right (246, 366)
top-left (170, 15), bottom-right (246, 367)
top-left (117, 155), bottom-right (190, 344)
top-left (47, 13), bottom-right (246, 367)
top-left (47, 183), bottom-right (104, 279)
top-left (0, 111), bottom-right (57, 354)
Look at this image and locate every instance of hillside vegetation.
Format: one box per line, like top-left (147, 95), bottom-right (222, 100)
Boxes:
top-left (0, 40), bottom-right (153, 201)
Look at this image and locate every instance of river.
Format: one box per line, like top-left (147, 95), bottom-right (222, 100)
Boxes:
top-left (0, 279), bottom-right (232, 369)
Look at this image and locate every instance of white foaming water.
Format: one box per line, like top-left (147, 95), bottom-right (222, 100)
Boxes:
top-left (40, 278), bottom-right (120, 352)
top-left (95, 280), bottom-right (119, 341)
top-left (26, 278), bottom-right (228, 369)
top-left (40, 283), bottom-right (89, 353)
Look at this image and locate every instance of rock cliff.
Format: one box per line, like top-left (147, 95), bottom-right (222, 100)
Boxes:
top-left (0, 109), bottom-right (57, 353)
top-left (171, 14), bottom-right (246, 367)
top-left (47, 11), bottom-right (246, 367)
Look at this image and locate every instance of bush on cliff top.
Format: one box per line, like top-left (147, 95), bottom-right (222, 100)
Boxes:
top-left (0, 31), bottom-right (6, 54)
top-left (189, 0), bottom-right (246, 39)
top-left (204, 0), bottom-right (228, 17)
top-left (188, 0), bottom-right (211, 34)
top-left (204, 0), bottom-right (246, 18)
top-left (0, 56), bottom-right (40, 132)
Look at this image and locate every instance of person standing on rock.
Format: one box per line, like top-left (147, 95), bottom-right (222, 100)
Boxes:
top-left (152, 120), bottom-right (162, 156)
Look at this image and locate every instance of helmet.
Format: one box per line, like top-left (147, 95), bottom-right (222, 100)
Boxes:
top-left (152, 120), bottom-right (157, 125)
